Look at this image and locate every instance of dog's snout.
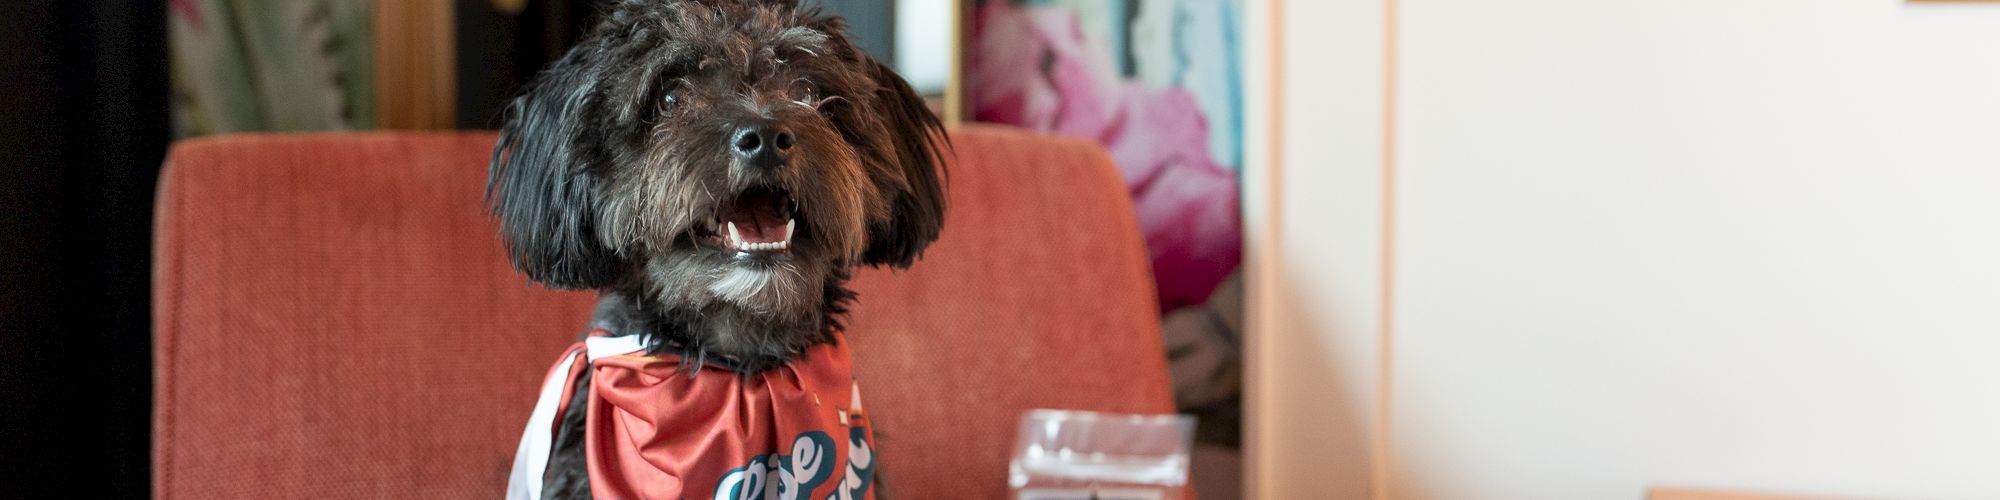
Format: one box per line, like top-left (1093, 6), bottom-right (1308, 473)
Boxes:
top-left (730, 122), bottom-right (794, 166)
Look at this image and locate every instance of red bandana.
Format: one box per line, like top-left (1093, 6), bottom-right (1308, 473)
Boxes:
top-left (507, 328), bottom-right (877, 500)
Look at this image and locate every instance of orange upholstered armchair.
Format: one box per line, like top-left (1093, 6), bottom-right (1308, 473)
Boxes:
top-left (152, 125), bottom-right (1176, 499)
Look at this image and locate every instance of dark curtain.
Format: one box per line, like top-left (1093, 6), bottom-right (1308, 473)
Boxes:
top-left (0, 0), bottom-right (171, 497)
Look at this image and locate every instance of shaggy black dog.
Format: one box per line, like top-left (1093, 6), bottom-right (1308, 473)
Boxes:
top-left (487, 1), bottom-right (944, 497)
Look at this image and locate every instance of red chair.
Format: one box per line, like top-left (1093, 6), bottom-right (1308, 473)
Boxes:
top-left (152, 125), bottom-right (1175, 499)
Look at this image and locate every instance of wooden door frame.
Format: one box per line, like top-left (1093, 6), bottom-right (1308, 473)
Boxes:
top-left (374, 0), bottom-right (456, 130)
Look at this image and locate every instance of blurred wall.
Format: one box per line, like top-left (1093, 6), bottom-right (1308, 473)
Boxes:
top-left (892, 0), bottom-right (949, 94)
top-left (1252, 0), bottom-right (2000, 498)
top-left (817, 0), bottom-right (894, 65)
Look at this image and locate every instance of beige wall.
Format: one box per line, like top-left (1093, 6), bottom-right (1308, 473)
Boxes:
top-left (1249, 0), bottom-right (2000, 498)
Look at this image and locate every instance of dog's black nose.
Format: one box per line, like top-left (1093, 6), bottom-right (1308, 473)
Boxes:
top-left (731, 123), bottom-right (794, 166)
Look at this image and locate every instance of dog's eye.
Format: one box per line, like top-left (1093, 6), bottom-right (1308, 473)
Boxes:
top-left (787, 79), bottom-right (820, 107)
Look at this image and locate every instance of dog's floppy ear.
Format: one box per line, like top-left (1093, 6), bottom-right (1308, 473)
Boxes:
top-left (858, 57), bottom-right (950, 268)
top-left (488, 54), bottom-right (620, 289)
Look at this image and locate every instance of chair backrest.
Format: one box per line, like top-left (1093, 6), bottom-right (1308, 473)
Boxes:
top-left (845, 125), bottom-right (1175, 498)
top-left (153, 125), bottom-right (1173, 499)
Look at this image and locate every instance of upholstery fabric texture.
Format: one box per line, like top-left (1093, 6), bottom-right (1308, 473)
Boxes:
top-left (152, 125), bottom-right (1175, 499)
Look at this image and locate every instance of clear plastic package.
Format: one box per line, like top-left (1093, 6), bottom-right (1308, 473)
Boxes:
top-left (1008, 409), bottom-right (1197, 500)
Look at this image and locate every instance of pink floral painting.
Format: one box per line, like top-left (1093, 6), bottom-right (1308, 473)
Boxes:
top-left (970, 0), bottom-right (1243, 314)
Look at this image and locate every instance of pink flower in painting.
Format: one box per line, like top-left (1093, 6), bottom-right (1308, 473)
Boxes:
top-left (972, 2), bottom-right (1242, 311)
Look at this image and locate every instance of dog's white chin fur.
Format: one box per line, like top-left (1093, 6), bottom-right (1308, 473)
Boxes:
top-left (708, 261), bottom-right (812, 313)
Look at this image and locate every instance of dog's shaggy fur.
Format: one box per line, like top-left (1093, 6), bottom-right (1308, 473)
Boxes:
top-left (486, 1), bottom-right (945, 497)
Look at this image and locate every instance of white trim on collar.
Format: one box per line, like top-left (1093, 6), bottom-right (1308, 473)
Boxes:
top-left (584, 334), bottom-right (649, 361)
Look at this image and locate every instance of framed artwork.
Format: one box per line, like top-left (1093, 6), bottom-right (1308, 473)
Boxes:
top-left (963, 0), bottom-right (1246, 447)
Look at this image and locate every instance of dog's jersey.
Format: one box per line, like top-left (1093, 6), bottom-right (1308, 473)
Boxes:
top-left (506, 327), bottom-right (877, 500)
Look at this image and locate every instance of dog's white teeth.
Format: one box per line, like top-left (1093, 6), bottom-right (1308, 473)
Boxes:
top-left (784, 219), bottom-right (795, 243)
top-left (733, 241), bottom-right (788, 252)
top-left (723, 221), bottom-right (793, 253)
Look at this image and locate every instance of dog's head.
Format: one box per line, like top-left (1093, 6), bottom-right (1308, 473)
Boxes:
top-left (488, 0), bottom-right (945, 368)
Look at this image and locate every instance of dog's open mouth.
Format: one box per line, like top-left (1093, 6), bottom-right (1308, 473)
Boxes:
top-left (702, 185), bottom-right (797, 254)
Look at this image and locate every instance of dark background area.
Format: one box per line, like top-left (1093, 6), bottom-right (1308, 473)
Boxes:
top-left (0, 1), bottom-right (170, 497)
top-left (0, 0), bottom-right (893, 496)
top-left (457, 0), bottom-right (598, 129)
